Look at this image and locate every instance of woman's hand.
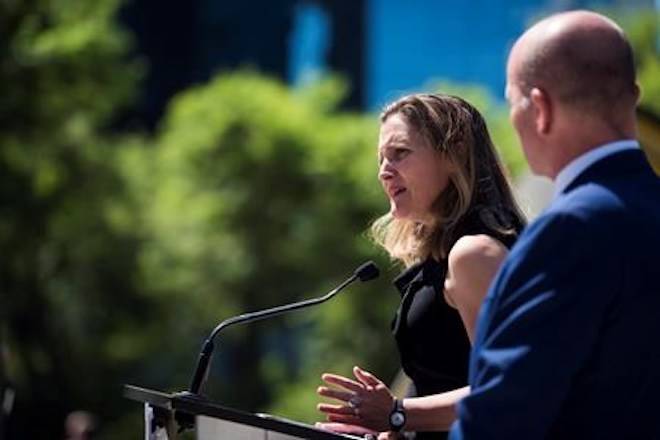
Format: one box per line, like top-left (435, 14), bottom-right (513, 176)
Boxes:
top-left (315, 423), bottom-right (400, 440)
top-left (317, 365), bottom-right (395, 432)
top-left (315, 421), bottom-right (377, 437)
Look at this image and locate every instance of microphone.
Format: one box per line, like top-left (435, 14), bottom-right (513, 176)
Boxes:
top-left (185, 261), bottom-right (379, 397)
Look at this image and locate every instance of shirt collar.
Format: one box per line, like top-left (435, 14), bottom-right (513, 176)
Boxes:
top-left (392, 258), bottom-right (443, 297)
top-left (553, 139), bottom-right (640, 198)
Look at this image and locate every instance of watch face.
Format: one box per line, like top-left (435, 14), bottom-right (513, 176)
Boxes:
top-left (390, 411), bottom-right (405, 427)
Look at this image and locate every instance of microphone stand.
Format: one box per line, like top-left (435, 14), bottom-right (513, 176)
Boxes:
top-left (175, 261), bottom-right (379, 413)
top-left (186, 273), bottom-right (359, 397)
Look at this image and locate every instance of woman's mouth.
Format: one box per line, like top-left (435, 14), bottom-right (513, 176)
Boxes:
top-left (390, 187), bottom-right (406, 198)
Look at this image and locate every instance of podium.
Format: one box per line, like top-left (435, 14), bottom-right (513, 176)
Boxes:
top-left (124, 385), bottom-right (365, 440)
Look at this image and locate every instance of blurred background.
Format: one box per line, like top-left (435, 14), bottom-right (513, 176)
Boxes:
top-left (1, 0), bottom-right (659, 438)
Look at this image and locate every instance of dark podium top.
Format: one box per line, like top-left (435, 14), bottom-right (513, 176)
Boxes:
top-left (124, 385), bottom-right (364, 440)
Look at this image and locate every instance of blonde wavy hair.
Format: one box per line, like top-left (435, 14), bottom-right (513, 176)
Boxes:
top-left (371, 93), bottom-right (525, 267)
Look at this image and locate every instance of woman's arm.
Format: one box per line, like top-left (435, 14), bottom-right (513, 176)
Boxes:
top-left (445, 234), bottom-right (509, 343)
top-left (401, 386), bottom-right (470, 431)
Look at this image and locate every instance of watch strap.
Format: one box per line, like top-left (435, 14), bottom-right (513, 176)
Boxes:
top-left (389, 398), bottom-right (406, 432)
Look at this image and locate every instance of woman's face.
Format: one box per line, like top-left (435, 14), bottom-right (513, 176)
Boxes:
top-left (378, 113), bottom-right (453, 224)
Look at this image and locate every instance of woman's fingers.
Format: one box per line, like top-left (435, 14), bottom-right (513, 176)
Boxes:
top-left (326, 413), bottom-right (362, 425)
top-left (315, 422), bottom-right (376, 436)
top-left (317, 385), bottom-right (354, 402)
top-left (353, 366), bottom-right (383, 388)
top-left (321, 373), bottom-right (365, 393)
top-left (317, 403), bottom-right (354, 415)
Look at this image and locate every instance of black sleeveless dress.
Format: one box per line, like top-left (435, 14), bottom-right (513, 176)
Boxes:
top-left (391, 217), bottom-right (517, 439)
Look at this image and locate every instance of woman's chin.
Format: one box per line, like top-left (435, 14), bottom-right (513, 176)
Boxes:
top-left (390, 206), bottom-right (410, 220)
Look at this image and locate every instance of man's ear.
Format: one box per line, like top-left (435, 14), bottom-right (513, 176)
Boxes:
top-left (530, 87), bottom-right (552, 134)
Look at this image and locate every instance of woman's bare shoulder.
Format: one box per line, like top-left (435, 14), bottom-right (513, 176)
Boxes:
top-left (448, 234), bottom-right (508, 269)
top-left (444, 234), bottom-right (510, 340)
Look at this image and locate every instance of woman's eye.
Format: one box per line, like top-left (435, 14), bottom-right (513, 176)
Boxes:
top-left (394, 148), bottom-right (410, 159)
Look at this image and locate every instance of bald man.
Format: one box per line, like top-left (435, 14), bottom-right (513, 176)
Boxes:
top-left (450, 10), bottom-right (660, 439)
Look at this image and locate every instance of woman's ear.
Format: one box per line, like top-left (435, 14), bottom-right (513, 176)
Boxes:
top-left (530, 87), bottom-right (552, 135)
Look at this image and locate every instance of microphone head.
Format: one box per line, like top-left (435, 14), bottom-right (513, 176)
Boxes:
top-left (354, 261), bottom-right (380, 282)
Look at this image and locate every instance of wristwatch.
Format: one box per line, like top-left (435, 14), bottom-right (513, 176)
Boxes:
top-left (388, 398), bottom-right (406, 432)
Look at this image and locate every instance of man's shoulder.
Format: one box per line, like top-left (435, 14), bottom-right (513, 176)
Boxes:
top-left (557, 149), bottom-right (660, 214)
top-left (551, 182), bottom-right (621, 216)
top-left (551, 166), bottom-right (660, 222)
top-left (512, 194), bottom-right (612, 256)
top-left (514, 173), bottom-right (659, 259)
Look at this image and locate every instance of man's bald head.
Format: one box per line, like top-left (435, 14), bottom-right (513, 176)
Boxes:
top-left (511, 10), bottom-right (637, 116)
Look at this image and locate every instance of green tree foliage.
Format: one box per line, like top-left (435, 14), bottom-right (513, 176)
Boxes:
top-left (0, 0), bottom-right (146, 438)
top-left (616, 8), bottom-right (660, 115)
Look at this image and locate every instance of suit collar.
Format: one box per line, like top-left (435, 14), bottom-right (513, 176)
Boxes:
top-left (554, 140), bottom-right (639, 198)
top-left (560, 148), bottom-right (651, 196)
top-left (392, 258), bottom-right (443, 297)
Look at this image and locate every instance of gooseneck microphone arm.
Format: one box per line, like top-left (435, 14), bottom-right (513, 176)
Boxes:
top-left (187, 261), bottom-right (379, 396)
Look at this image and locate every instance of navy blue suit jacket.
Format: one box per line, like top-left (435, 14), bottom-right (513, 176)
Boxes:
top-left (450, 149), bottom-right (660, 439)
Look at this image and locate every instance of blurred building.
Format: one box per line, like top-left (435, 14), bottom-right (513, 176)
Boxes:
top-left (120, 0), bottom-right (366, 127)
top-left (120, 0), bottom-right (656, 127)
top-left (364, 0), bottom-right (655, 108)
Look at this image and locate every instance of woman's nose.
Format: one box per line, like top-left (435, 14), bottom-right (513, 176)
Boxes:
top-left (379, 159), bottom-right (395, 181)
